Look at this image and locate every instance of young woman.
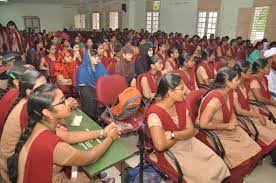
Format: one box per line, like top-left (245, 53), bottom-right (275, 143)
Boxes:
top-left (193, 39), bottom-right (207, 59)
top-left (175, 53), bottom-right (198, 93)
top-left (135, 43), bottom-right (153, 76)
top-left (6, 21), bottom-right (24, 55)
top-left (71, 42), bottom-right (83, 66)
top-left (136, 55), bottom-right (163, 100)
top-left (7, 84), bottom-right (119, 183)
top-left (189, 35), bottom-right (198, 54)
top-left (165, 47), bottom-right (179, 71)
top-left (199, 67), bottom-right (261, 175)
top-left (39, 43), bottom-right (57, 82)
top-left (233, 60), bottom-right (276, 151)
top-left (0, 71), bottom-right (46, 182)
top-left (216, 37), bottom-right (228, 64)
top-left (54, 49), bottom-right (77, 93)
top-left (247, 59), bottom-right (276, 114)
top-left (156, 42), bottom-right (167, 61)
top-left (85, 38), bottom-right (93, 50)
top-left (196, 48), bottom-right (215, 86)
top-left (226, 39), bottom-right (237, 67)
top-left (247, 42), bottom-right (263, 65)
top-left (77, 49), bottom-right (108, 120)
top-left (115, 46), bottom-right (136, 86)
top-left (146, 73), bottom-right (230, 183)
top-left (0, 66), bottom-right (27, 136)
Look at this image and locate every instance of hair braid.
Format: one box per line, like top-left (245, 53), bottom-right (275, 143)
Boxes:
top-left (7, 118), bottom-right (37, 183)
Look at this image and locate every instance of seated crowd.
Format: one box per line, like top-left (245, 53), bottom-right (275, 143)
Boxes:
top-left (0, 21), bottom-right (276, 183)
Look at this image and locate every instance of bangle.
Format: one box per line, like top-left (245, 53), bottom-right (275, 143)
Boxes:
top-left (100, 130), bottom-right (104, 138)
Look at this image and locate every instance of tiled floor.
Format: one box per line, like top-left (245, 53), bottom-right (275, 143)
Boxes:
top-left (104, 136), bottom-right (276, 183)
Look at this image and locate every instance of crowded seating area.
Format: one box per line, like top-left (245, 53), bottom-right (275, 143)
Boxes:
top-left (0, 0), bottom-right (276, 183)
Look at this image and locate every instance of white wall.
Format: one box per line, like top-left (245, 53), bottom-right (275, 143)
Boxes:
top-left (0, 3), bottom-right (78, 31)
top-left (218, 0), bottom-right (253, 38)
top-left (159, 0), bottom-right (198, 35)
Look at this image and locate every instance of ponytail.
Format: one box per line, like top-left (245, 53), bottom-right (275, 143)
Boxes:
top-left (198, 48), bottom-right (214, 64)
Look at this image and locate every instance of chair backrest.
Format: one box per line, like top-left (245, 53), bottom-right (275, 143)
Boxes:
top-left (185, 89), bottom-right (207, 123)
top-left (96, 75), bottom-right (128, 106)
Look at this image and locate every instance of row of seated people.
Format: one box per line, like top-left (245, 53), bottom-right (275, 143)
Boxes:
top-left (0, 58), bottom-right (275, 182)
top-left (1, 30), bottom-right (276, 182)
top-left (0, 67), bottom-right (120, 182)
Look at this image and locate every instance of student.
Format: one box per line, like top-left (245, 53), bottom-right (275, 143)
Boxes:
top-left (146, 73), bottom-right (230, 183)
top-left (136, 55), bottom-right (163, 100)
top-left (165, 47), bottom-right (179, 71)
top-left (135, 43), bottom-right (153, 76)
top-left (71, 42), bottom-right (83, 66)
top-left (85, 38), bottom-right (93, 50)
top-left (0, 71), bottom-right (47, 182)
top-left (247, 42), bottom-right (263, 65)
top-left (199, 67), bottom-right (261, 172)
top-left (189, 35), bottom-right (198, 54)
top-left (247, 58), bottom-right (276, 113)
top-left (115, 46), bottom-right (136, 86)
top-left (156, 41), bottom-right (167, 61)
top-left (27, 39), bottom-right (44, 69)
top-left (6, 21), bottom-right (24, 55)
top-left (54, 49), bottom-right (77, 94)
top-left (233, 60), bottom-right (276, 150)
top-left (39, 43), bottom-right (57, 82)
top-left (75, 35), bottom-right (85, 51)
top-left (7, 84), bottom-right (119, 183)
top-left (196, 48), bottom-right (215, 86)
top-left (77, 49), bottom-right (108, 120)
top-left (0, 65), bottom-right (27, 136)
top-left (216, 37), bottom-right (228, 64)
top-left (175, 53), bottom-right (198, 94)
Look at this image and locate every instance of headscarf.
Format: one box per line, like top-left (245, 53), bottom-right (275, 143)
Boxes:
top-left (76, 50), bottom-right (108, 88)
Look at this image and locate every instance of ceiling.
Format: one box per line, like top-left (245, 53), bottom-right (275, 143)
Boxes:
top-left (5, 0), bottom-right (125, 6)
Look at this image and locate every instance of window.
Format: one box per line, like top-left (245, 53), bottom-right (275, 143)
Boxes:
top-left (92, 13), bottom-right (100, 30)
top-left (250, 6), bottom-right (269, 42)
top-left (74, 14), bottom-right (85, 29)
top-left (24, 16), bottom-right (40, 33)
top-left (109, 12), bottom-right (119, 30)
top-left (146, 11), bottom-right (159, 33)
top-left (196, 11), bottom-right (218, 38)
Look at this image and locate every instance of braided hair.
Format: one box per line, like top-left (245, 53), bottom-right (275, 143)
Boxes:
top-left (3, 71), bottom-right (44, 132)
top-left (7, 84), bottom-right (58, 183)
top-left (6, 65), bottom-right (27, 90)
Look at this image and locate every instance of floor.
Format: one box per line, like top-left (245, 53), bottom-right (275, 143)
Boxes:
top-left (104, 135), bottom-right (276, 183)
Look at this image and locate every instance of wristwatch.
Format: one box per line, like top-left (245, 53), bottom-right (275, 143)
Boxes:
top-left (100, 130), bottom-right (104, 138)
top-left (171, 131), bottom-right (175, 139)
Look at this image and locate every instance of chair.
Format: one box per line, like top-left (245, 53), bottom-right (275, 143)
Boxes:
top-left (186, 89), bottom-right (225, 158)
top-left (249, 100), bottom-right (276, 124)
top-left (96, 75), bottom-right (144, 134)
top-left (137, 128), bottom-right (186, 183)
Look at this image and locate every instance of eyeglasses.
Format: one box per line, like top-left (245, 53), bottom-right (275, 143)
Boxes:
top-left (51, 99), bottom-right (66, 107)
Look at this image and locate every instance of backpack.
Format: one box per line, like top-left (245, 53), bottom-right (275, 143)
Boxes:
top-left (122, 165), bottom-right (161, 183)
top-left (111, 87), bottom-right (142, 120)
